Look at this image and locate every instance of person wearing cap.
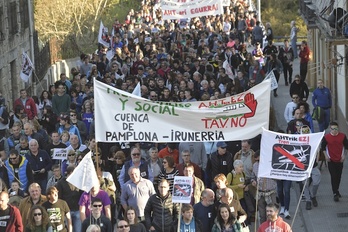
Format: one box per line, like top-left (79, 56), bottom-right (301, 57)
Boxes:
top-left (206, 141), bottom-right (234, 187)
top-left (57, 113), bottom-right (82, 143)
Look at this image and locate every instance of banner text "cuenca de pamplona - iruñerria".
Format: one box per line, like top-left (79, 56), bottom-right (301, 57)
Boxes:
top-left (94, 80), bottom-right (271, 143)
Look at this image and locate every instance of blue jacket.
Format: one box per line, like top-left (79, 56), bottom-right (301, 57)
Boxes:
top-left (5, 156), bottom-right (33, 192)
top-left (312, 87), bottom-right (332, 108)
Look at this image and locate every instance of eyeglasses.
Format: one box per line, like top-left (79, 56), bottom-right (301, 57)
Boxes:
top-left (93, 204), bottom-right (103, 207)
top-left (34, 213), bottom-right (42, 216)
top-left (132, 153), bottom-right (141, 156)
top-left (9, 156), bottom-right (18, 160)
top-left (182, 155), bottom-right (190, 157)
top-left (330, 127), bottom-right (338, 131)
top-left (70, 114), bottom-right (76, 117)
top-left (118, 225), bottom-right (130, 229)
top-left (296, 124), bottom-right (303, 127)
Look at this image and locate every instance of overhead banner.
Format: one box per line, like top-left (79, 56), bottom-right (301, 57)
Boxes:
top-left (258, 129), bottom-right (324, 181)
top-left (94, 79), bottom-right (270, 143)
top-left (161, 0), bottom-right (223, 20)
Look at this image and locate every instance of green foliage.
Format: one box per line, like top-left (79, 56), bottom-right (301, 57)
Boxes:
top-left (261, 0), bottom-right (307, 40)
top-left (34, 0), bottom-right (140, 59)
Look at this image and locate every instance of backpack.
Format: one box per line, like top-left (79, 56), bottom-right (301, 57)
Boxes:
top-left (312, 106), bottom-right (325, 122)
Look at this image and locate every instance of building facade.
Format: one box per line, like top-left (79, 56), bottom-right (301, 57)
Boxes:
top-left (300, 0), bottom-right (348, 133)
top-left (0, 0), bottom-right (33, 108)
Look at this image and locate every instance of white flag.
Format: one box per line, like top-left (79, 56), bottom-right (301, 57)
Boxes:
top-left (132, 82), bottom-right (141, 97)
top-left (263, 70), bottom-right (278, 90)
top-left (258, 128), bottom-right (324, 181)
top-left (20, 52), bottom-right (34, 82)
top-left (98, 21), bottom-right (110, 48)
top-left (67, 151), bottom-right (99, 192)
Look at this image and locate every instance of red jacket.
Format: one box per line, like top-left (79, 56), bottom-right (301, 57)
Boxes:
top-left (3, 204), bottom-right (23, 232)
top-left (14, 97), bottom-right (37, 120)
top-left (299, 46), bottom-right (310, 64)
top-left (258, 217), bottom-right (292, 232)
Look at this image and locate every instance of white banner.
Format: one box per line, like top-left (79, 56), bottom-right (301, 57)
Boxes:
top-left (222, 0), bottom-right (230, 6)
top-left (263, 70), bottom-right (278, 90)
top-left (98, 21), bottom-right (110, 48)
top-left (161, 0), bottom-right (223, 20)
top-left (258, 129), bottom-right (324, 181)
top-left (20, 52), bottom-right (34, 82)
top-left (67, 151), bottom-right (99, 192)
top-left (52, 148), bottom-right (68, 160)
top-left (172, 176), bottom-right (193, 203)
top-left (94, 79), bottom-right (271, 143)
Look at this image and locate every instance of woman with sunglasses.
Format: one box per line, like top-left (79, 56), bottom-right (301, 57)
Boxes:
top-left (158, 156), bottom-right (179, 193)
top-left (25, 205), bottom-right (53, 232)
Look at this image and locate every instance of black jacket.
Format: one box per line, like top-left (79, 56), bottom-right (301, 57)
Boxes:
top-left (144, 193), bottom-right (179, 232)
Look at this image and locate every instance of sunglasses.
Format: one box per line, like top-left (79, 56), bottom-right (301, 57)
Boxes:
top-left (330, 127), bottom-right (338, 131)
top-left (93, 204), bottom-right (103, 207)
top-left (9, 157), bottom-right (18, 160)
top-left (70, 114), bottom-right (76, 117)
top-left (132, 153), bottom-right (141, 156)
top-left (68, 154), bottom-right (75, 157)
top-left (34, 213), bottom-right (42, 216)
top-left (118, 225), bottom-right (130, 229)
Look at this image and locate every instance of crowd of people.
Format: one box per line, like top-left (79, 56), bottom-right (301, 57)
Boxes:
top-left (0, 0), bottom-right (347, 232)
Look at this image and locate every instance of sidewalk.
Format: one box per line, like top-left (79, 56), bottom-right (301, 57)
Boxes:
top-left (270, 58), bottom-right (348, 232)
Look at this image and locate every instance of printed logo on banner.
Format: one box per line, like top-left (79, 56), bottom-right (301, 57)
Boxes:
top-left (272, 144), bottom-right (311, 171)
top-left (173, 184), bottom-right (191, 197)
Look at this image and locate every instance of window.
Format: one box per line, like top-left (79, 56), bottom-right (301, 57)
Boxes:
top-left (20, 0), bottom-right (29, 30)
top-left (8, 2), bottom-right (18, 35)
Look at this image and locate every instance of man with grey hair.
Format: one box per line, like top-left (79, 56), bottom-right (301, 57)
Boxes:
top-left (193, 188), bottom-right (216, 232)
top-left (121, 167), bottom-right (155, 222)
top-left (146, 147), bottom-right (163, 190)
top-left (118, 147), bottom-right (153, 190)
top-left (25, 139), bottom-right (52, 193)
top-left (23, 122), bottom-right (45, 149)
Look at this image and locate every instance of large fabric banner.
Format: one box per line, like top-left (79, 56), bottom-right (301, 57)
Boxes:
top-left (161, 0), bottom-right (223, 20)
top-left (258, 129), bottom-right (324, 181)
top-left (94, 79), bottom-right (271, 143)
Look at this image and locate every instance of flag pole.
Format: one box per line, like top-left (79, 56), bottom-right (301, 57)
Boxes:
top-left (290, 178), bottom-right (308, 228)
top-left (177, 203), bottom-right (182, 232)
top-left (254, 179), bottom-right (260, 232)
